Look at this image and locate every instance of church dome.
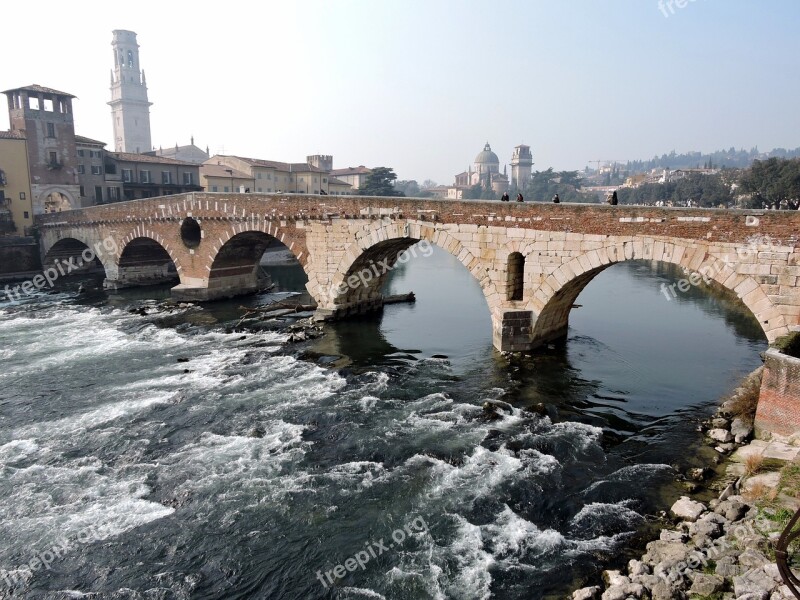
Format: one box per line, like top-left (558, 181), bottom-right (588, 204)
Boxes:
top-left (474, 142), bottom-right (499, 166)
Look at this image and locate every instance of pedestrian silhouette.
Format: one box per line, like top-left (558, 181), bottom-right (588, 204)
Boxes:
top-left (552, 194), bottom-right (560, 204)
top-left (500, 192), bottom-right (510, 202)
top-left (516, 193), bottom-right (524, 202)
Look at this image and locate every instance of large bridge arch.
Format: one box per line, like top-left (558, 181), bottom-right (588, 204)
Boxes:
top-left (528, 237), bottom-right (788, 347)
top-left (201, 228), bottom-right (306, 301)
top-left (109, 233), bottom-right (183, 290)
top-left (311, 220), bottom-right (498, 319)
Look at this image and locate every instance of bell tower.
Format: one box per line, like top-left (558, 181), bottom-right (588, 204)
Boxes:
top-left (108, 30), bottom-right (152, 154)
top-left (510, 144), bottom-right (533, 189)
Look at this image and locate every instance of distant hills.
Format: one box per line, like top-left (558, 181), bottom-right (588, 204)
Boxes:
top-left (620, 146), bottom-right (800, 173)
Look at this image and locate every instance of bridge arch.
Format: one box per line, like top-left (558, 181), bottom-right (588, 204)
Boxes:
top-left (205, 228), bottom-right (306, 301)
top-left (529, 237), bottom-right (788, 346)
top-left (316, 221), bottom-right (497, 318)
top-left (113, 233), bottom-right (183, 289)
top-left (41, 236), bottom-right (115, 282)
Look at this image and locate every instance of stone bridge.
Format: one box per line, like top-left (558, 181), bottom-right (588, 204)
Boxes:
top-left (35, 193), bottom-right (800, 355)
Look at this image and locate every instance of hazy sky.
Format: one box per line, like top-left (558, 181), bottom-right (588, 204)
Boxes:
top-left (3, 1), bottom-right (799, 184)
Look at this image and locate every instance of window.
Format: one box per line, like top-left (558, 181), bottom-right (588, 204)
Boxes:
top-left (507, 252), bottom-right (525, 301)
top-left (223, 186), bottom-right (229, 192)
top-left (257, 172), bottom-right (262, 179)
top-left (91, 165), bottom-right (102, 175)
top-left (77, 165), bottom-right (85, 174)
top-left (162, 171), bottom-right (172, 184)
top-left (140, 170), bottom-right (151, 183)
top-left (77, 149), bottom-right (85, 157)
top-left (107, 187), bottom-right (119, 201)
top-left (323, 178), bottom-right (327, 183)
top-left (257, 188), bottom-right (262, 193)
top-left (19, 192), bottom-right (26, 200)
top-left (267, 173), bottom-right (272, 180)
top-left (90, 150), bottom-right (101, 159)
top-left (43, 99), bottom-right (54, 112)
top-left (49, 151), bottom-right (58, 165)
top-left (211, 186), bottom-right (218, 192)
top-left (122, 169), bottom-right (133, 182)
top-left (79, 186), bottom-right (85, 197)
top-left (46, 122), bottom-right (55, 137)
top-left (95, 186), bottom-right (103, 202)
top-left (28, 97), bottom-right (40, 110)
top-left (182, 172), bottom-right (194, 185)
top-left (23, 211), bottom-right (29, 219)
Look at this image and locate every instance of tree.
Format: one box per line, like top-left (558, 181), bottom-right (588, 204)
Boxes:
top-left (359, 167), bottom-right (403, 197)
top-left (739, 158), bottom-right (800, 208)
top-left (394, 180), bottom-right (420, 197)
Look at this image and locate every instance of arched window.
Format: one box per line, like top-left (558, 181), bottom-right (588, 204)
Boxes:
top-left (127, 50), bottom-right (134, 67)
top-left (507, 252), bottom-right (525, 301)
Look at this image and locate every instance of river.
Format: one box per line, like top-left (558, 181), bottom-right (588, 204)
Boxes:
top-left (0, 245), bottom-right (766, 599)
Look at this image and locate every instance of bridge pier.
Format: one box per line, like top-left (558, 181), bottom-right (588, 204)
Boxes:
top-left (104, 264), bottom-right (177, 290)
top-left (171, 268), bottom-right (272, 302)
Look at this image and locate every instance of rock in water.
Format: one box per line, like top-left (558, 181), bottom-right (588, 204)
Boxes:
top-left (670, 496), bottom-right (706, 521)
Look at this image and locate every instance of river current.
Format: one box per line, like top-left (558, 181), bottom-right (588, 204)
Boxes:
top-left (0, 247), bottom-right (766, 599)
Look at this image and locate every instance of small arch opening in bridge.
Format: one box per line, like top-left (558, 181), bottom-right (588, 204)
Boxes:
top-left (206, 231), bottom-right (306, 301)
top-left (180, 218), bottom-right (202, 249)
top-left (114, 237), bottom-right (179, 289)
top-left (507, 252), bottom-right (525, 301)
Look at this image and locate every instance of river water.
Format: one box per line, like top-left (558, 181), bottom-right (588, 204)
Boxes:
top-left (0, 246), bottom-right (766, 599)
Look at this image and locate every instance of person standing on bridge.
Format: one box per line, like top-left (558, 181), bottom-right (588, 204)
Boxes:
top-left (552, 193), bottom-right (560, 204)
top-left (516, 193), bottom-right (524, 202)
top-left (500, 192), bottom-right (510, 202)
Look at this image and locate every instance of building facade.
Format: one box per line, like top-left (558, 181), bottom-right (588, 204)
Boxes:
top-left (204, 155), bottom-right (340, 195)
top-left (450, 142), bottom-right (510, 197)
top-left (329, 166), bottom-right (371, 191)
top-left (75, 135), bottom-right (122, 206)
top-left (109, 30), bottom-right (153, 154)
top-left (3, 84), bottom-right (81, 214)
top-left (0, 131), bottom-right (34, 234)
top-left (112, 153), bottom-right (201, 200)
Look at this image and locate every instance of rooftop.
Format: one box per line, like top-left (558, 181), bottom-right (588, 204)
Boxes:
top-left (2, 84), bottom-right (76, 98)
top-left (110, 152), bottom-right (198, 166)
top-left (330, 166), bottom-right (372, 176)
top-left (75, 135), bottom-right (107, 147)
top-left (0, 130), bottom-right (26, 140)
top-left (212, 155), bottom-right (328, 173)
top-left (200, 164), bottom-right (251, 179)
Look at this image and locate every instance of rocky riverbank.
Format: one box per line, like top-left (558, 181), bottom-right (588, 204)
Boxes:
top-left (571, 368), bottom-right (800, 600)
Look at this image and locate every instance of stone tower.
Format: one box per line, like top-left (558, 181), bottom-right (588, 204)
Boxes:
top-left (307, 155), bottom-right (333, 171)
top-left (3, 84), bottom-right (81, 213)
top-left (510, 144), bottom-right (533, 189)
top-left (108, 30), bottom-right (152, 154)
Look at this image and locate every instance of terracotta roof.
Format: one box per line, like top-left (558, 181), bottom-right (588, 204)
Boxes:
top-left (330, 166), bottom-right (372, 176)
top-left (213, 155), bottom-right (327, 173)
top-left (75, 135), bottom-right (107, 146)
top-left (200, 164), bottom-right (251, 179)
top-left (0, 130), bottom-right (26, 140)
top-left (327, 177), bottom-right (352, 186)
top-left (110, 152), bottom-right (198, 166)
top-left (2, 84), bottom-right (76, 98)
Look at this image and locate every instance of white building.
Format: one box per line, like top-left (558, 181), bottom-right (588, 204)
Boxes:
top-left (108, 30), bottom-right (153, 154)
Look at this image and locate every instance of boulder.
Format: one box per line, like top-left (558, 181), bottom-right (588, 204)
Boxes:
top-left (708, 428), bottom-right (734, 443)
top-left (738, 548), bottom-right (769, 569)
top-left (717, 498), bottom-right (748, 521)
top-left (602, 570), bottom-right (629, 587)
top-left (627, 559), bottom-right (650, 577)
top-left (643, 540), bottom-right (690, 564)
top-left (650, 578), bottom-right (685, 600)
top-left (715, 555), bottom-right (740, 577)
top-left (712, 417), bottom-right (730, 429)
top-left (659, 529), bottom-right (687, 543)
top-left (734, 566), bottom-right (781, 598)
top-left (670, 496), bottom-right (706, 521)
top-left (689, 573), bottom-right (724, 596)
top-left (601, 583), bottom-right (645, 600)
top-left (572, 586), bottom-right (601, 600)
top-left (731, 417), bottom-right (754, 443)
